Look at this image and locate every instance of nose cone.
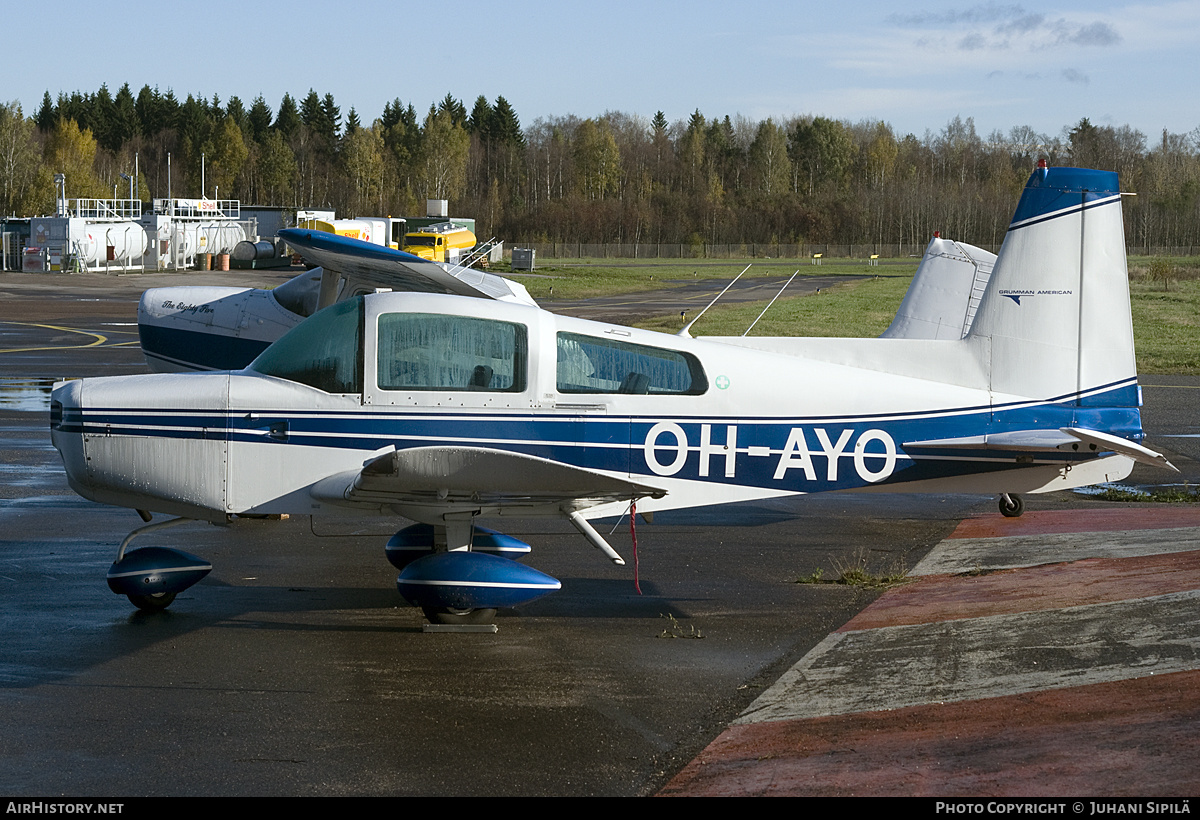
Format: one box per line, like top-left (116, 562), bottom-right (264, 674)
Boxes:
top-left (48, 372), bottom-right (233, 521)
top-left (50, 379), bottom-right (88, 497)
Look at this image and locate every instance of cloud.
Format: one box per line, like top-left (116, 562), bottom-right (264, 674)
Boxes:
top-left (995, 12), bottom-right (1044, 35)
top-left (886, 4), bottom-right (1121, 52)
top-left (1058, 21), bottom-right (1122, 46)
top-left (887, 3), bottom-right (1026, 27)
top-left (1061, 68), bottom-right (1090, 84)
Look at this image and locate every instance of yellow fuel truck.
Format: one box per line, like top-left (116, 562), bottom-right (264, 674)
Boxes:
top-left (295, 217), bottom-right (408, 249)
top-left (402, 222), bottom-right (477, 264)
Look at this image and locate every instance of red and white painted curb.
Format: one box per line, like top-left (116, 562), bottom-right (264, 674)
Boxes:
top-left (662, 507), bottom-right (1200, 796)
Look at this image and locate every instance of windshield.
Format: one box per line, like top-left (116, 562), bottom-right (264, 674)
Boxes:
top-left (269, 269), bottom-right (322, 317)
top-left (248, 297), bottom-right (363, 393)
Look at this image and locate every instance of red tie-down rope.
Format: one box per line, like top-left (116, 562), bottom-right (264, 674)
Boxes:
top-left (630, 500), bottom-right (641, 595)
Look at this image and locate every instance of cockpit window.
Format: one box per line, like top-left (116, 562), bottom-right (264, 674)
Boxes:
top-left (556, 332), bottom-right (706, 394)
top-left (377, 313), bottom-right (527, 392)
top-left (248, 297), bottom-right (363, 393)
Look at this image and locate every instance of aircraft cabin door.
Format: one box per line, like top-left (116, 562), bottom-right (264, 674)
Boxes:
top-left (549, 399), bottom-right (630, 479)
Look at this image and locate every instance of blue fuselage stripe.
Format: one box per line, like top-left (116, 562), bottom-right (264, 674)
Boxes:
top-left (57, 384), bottom-right (1144, 494)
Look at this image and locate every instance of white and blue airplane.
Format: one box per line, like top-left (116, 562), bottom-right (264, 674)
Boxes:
top-left (50, 163), bottom-right (1175, 624)
top-left (136, 236), bottom-right (535, 373)
top-left (137, 223), bottom-right (989, 373)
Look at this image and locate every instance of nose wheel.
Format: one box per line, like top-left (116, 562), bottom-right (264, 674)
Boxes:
top-left (107, 518), bottom-right (210, 611)
top-left (127, 591), bottom-right (177, 611)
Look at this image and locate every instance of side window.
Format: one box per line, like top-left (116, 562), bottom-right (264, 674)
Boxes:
top-left (556, 333), bottom-right (706, 395)
top-left (377, 313), bottom-right (527, 392)
top-left (249, 297), bottom-right (362, 393)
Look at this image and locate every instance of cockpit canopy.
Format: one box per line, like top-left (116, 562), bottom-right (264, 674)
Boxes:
top-left (249, 297), bottom-right (362, 392)
top-left (248, 295), bottom-right (707, 398)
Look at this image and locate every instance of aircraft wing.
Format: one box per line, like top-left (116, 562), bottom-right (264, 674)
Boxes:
top-left (278, 228), bottom-right (536, 306)
top-left (310, 445), bottom-right (668, 509)
top-left (903, 427), bottom-right (1177, 471)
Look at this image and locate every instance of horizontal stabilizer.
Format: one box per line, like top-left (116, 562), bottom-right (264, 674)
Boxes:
top-left (881, 237), bottom-right (996, 340)
top-left (904, 428), bottom-right (1177, 472)
top-left (1062, 427), bottom-right (1178, 472)
top-left (904, 430), bottom-right (1079, 451)
top-left (311, 446), bottom-right (667, 507)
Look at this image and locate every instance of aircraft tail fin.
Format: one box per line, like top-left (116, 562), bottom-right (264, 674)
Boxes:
top-left (967, 164), bottom-right (1138, 407)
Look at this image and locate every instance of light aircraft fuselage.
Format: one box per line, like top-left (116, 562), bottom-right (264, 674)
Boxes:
top-left (48, 165), bottom-right (1175, 622)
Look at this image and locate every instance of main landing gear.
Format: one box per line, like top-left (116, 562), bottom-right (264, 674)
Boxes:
top-left (422, 606), bottom-right (498, 625)
top-left (388, 522), bottom-right (561, 629)
top-left (998, 493), bottom-right (1025, 518)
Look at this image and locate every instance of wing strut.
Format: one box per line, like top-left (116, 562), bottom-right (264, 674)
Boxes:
top-left (566, 510), bottom-right (626, 566)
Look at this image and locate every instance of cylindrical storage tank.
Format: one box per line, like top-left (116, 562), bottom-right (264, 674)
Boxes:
top-left (358, 219), bottom-right (386, 246)
top-left (232, 240), bottom-right (277, 261)
top-left (100, 223), bottom-right (149, 263)
top-left (151, 220), bottom-right (198, 266)
top-left (197, 223), bottom-right (244, 255)
top-left (68, 221), bottom-right (99, 264)
top-left (174, 224), bottom-right (197, 260)
top-left (69, 220), bottom-right (147, 265)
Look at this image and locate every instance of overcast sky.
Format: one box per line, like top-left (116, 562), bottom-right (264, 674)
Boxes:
top-left (7, 0), bottom-right (1198, 141)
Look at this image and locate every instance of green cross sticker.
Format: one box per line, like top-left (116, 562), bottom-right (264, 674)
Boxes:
top-left (715, 375), bottom-right (730, 390)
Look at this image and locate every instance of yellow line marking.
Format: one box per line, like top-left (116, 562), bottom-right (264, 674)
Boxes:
top-left (0, 321), bottom-right (111, 353)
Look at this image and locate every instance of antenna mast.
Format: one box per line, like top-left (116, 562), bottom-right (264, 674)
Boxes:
top-left (677, 264), bottom-right (752, 338)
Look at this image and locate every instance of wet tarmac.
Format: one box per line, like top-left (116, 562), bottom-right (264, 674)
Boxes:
top-left (0, 270), bottom-right (1197, 796)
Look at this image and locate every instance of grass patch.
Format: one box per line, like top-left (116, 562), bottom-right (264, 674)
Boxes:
top-left (1094, 487), bottom-right (1152, 502)
top-left (522, 257), bottom-right (913, 302)
top-left (1092, 485), bottom-right (1200, 503)
top-left (636, 273), bottom-right (915, 337)
top-left (795, 550), bottom-right (909, 590)
top-left (1128, 275), bottom-right (1200, 374)
top-left (657, 612), bottom-right (704, 639)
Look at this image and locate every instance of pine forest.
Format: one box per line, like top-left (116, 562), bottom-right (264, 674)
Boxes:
top-left (2, 84), bottom-right (1198, 253)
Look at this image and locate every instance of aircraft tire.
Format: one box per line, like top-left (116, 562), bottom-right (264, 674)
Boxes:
top-left (999, 494), bottom-right (1025, 518)
top-left (127, 591), bottom-right (177, 611)
top-left (422, 606), bottom-right (497, 625)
